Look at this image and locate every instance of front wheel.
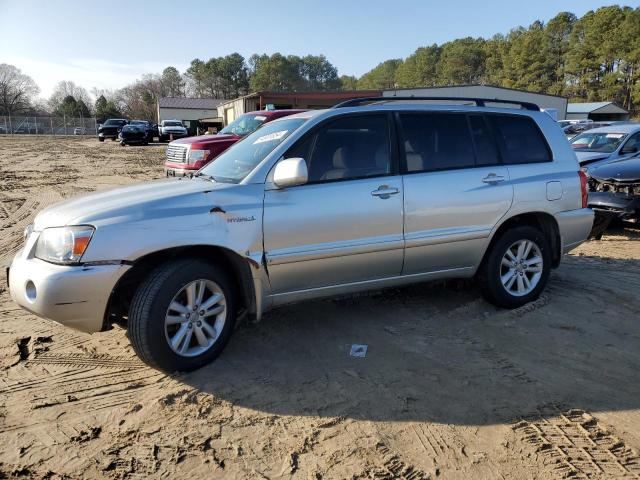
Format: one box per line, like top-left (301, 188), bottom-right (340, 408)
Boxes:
top-left (479, 226), bottom-right (551, 308)
top-left (98, 137), bottom-right (105, 142)
top-left (128, 259), bottom-right (237, 372)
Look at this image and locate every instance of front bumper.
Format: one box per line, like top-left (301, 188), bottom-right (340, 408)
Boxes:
top-left (587, 191), bottom-right (640, 238)
top-left (8, 253), bottom-right (130, 333)
top-left (98, 131), bottom-right (118, 139)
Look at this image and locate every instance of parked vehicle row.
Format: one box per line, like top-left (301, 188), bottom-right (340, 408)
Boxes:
top-left (164, 110), bottom-right (305, 177)
top-left (8, 97), bottom-right (593, 372)
top-left (97, 118), bottom-right (161, 144)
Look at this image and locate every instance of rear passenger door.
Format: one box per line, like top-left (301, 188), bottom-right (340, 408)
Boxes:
top-left (399, 111), bottom-right (513, 275)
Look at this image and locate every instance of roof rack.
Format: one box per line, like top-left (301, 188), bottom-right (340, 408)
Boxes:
top-left (332, 96), bottom-right (540, 111)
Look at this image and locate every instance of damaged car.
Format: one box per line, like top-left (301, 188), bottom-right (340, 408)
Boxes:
top-left (570, 124), bottom-right (640, 172)
top-left (588, 152), bottom-right (640, 238)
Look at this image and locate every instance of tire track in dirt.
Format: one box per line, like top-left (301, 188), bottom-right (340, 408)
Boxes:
top-left (0, 189), bottom-right (62, 263)
top-left (514, 405), bottom-right (640, 479)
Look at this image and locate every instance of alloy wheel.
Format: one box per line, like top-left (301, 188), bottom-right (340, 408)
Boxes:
top-left (164, 279), bottom-right (226, 357)
top-left (499, 239), bottom-right (544, 297)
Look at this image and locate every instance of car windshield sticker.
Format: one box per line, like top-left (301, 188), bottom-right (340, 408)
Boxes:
top-left (254, 116), bottom-right (267, 121)
top-left (253, 130), bottom-right (287, 144)
top-left (606, 133), bottom-right (624, 138)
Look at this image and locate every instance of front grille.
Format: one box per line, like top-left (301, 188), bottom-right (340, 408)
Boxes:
top-left (166, 144), bottom-right (188, 163)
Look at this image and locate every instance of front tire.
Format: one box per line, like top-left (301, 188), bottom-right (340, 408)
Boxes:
top-left (128, 259), bottom-right (237, 372)
top-left (98, 137), bottom-right (105, 142)
top-left (479, 226), bottom-right (551, 308)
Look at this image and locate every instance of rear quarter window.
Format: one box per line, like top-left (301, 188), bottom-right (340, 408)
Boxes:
top-left (487, 114), bottom-right (551, 164)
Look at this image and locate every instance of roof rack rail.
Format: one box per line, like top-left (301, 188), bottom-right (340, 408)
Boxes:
top-left (332, 96), bottom-right (540, 111)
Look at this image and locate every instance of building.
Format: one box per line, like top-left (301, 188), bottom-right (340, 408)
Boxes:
top-left (382, 85), bottom-right (568, 119)
top-left (216, 90), bottom-right (381, 125)
top-left (566, 102), bottom-right (630, 122)
top-left (157, 97), bottom-right (227, 134)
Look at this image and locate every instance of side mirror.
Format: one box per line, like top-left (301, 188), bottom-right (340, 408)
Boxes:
top-left (273, 158), bottom-right (308, 188)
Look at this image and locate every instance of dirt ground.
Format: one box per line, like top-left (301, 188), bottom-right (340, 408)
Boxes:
top-left (0, 136), bottom-right (639, 480)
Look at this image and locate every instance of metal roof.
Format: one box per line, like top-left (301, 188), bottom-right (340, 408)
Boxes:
top-left (567, 102), bottom-right (627, 114)
top-left (158, 97), bottom-right (227, 110)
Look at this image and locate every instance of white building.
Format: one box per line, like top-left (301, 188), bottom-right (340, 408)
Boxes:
top-left (382, 85), bottom-right (568, 119)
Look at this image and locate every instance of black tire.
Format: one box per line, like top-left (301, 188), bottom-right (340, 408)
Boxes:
top-left (478, 225), bottom-right (551, 308)
top-left (98, 137), bottom-right (105, 142)
top-left (128, 259), bottom-right (237, 372)
top-left (111, 137), bottom-right (116, 141)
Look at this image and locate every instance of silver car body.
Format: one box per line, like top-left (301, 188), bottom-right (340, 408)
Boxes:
top-left (9, 104), bottom-right (594, 333)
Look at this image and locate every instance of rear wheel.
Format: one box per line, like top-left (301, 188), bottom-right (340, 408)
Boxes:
top-left (98, 137), bottom-right (104, 142)
top-left (479, 226), bottom-right (551, 308)
top-left (128, 259), bottom-right (237, 372)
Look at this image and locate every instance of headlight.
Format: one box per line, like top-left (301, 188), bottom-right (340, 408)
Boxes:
top-left (188, 149), bottom-right (209, 164)
top-left (35, 226), bottom-right (95, 264)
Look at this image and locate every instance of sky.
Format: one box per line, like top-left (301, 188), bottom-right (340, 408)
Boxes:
top-left (1, 0), bottom-right (638, 100)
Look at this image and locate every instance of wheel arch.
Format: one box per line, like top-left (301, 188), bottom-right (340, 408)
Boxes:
top-left (103, 245), bottom-right (257, 331)
top-left (479, 211), bottom-right (561, 274)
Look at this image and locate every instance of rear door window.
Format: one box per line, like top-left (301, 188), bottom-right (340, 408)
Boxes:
top-left (487, 114), bottom-right (551, 164)
top-left (398, 112), bottom-right (476, 172)
top-left (468, 115), bottom-right (500, 166)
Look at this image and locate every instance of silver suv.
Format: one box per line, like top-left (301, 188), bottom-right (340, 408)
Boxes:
top-left (8, 97), bottom-right (594, 371)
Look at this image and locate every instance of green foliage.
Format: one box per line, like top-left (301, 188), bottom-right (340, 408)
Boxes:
top-left (55, 95), bottom-right (90, 118)
top-left (355, 5), bottom-right (640, 114)
top-left (339, 75), bottom-right (358, 90)
top-left (357, 59), bottom-right (402, 89)
top-left (94, 95), bottom-right (121, 120)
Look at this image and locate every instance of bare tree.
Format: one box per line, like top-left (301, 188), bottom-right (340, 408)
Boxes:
top-left (49, 80), bottom-right (92, 113)
top-left (0, 64), bottom-right (40, 115)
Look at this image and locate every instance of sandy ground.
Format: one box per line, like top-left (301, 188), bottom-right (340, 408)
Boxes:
top-left (0, 136), bottom-right (639, 479)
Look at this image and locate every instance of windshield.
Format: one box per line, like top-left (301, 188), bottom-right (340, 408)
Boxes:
top-left (200, 117), bottom-right (307, 183)
top-left (570, 132), bottom-right (627, 153)
top-left (164, 121), bottom-right (183, 127)
top-left (104, 119), bottom-right (125, 126)
top-left (130, 120), bottom-right (147, 126)
top-left (219, 113), bottom-right (268, 136)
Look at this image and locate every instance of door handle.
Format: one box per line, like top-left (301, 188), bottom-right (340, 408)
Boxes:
top-left (482, 173), bottom-right (506, 184)
top-left (371, 185), bottom-right (399, 199)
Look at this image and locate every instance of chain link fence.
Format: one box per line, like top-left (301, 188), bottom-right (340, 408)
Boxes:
top-left (0, 116), bottom-right (97, 136)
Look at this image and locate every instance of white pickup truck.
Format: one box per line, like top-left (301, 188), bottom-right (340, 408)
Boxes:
top-left (159, 119), bottom-right (188, 142)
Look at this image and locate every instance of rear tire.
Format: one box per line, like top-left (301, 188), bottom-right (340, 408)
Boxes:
top-left (479, 226), bottom-right (551, 308)
top-left (128, 259), bottom-right (237, 372)
top-left (98, 137), bottom-right (104, 142)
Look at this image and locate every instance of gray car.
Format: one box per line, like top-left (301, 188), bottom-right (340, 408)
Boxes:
top-left (570, 123), bottom-right (640, 171)
top-left (8, 98), bottom-right (594, 371)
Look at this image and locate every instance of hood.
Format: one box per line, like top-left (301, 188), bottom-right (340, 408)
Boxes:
top-left (590, 154), bottom-right (640, 183)
top-left (575, 151), bottom-right (612, 166)
top-left (172, 133), bottom-right (239, 146)
top-left (34, 178), bottom-right (234, 230)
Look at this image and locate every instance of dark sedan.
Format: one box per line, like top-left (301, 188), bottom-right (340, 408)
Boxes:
top-left (119, 120), bottom-right (158, 146)
top-left (98, 118), bottom-right (128, 141)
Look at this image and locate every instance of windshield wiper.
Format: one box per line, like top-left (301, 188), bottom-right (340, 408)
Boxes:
top-left (194, 172), bottom-right (215, 182)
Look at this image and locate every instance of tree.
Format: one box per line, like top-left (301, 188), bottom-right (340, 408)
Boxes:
top-left (54, 95), bottom-right (90, 118)
top-left (249, 53), bottom-right (302, 91)
top-left (436, 37), bottom-right (486, 85)
top-left (395, 45), bottom-right (441, 88)
top-left (0, 64), bottom-right (40, 115)
top-left (94, 94), bottom-right (121, 120)
top-left (299, 55), bottom-right (340, 90)
top-left (357, 59), bottom-right (402, 89)
top-left (49, 80), bottom-right (91, 114)
top-left (501, 22), bottom-right (554, 92)
top-left (161, 67), bottom-right (184, 97)
top-left (339, 75), bottom-right (358, 90)
top-left (545, 12), bottom-right (577, 95)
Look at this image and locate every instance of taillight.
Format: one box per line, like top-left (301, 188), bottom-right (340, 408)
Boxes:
top-left (578, 170), bottom-right (588, 208)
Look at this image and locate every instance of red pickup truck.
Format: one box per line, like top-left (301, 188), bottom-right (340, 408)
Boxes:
top-left (164, 109), bottom-right (307, 177)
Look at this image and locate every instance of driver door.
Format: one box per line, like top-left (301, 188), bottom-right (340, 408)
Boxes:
top-left (263, 113), bottom-right (404, 294)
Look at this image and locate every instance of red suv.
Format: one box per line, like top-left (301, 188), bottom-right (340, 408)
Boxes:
top-left (164, 109), bottom-right (307, 177)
